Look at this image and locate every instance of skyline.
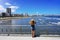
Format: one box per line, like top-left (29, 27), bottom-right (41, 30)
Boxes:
top-left (0, 0), bottom-right (60, 15)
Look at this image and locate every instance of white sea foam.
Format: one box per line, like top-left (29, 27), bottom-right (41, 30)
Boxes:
top-left (39, 19), bottom-right (42, 20)
top-left (51, 22), bottom-right (60, 25)
top-left (57, 22), bottom-right (60, 25)
top-left (45, 17), bottom-right (52, 19)
top-left (45, 17), bottom-right (60, 20)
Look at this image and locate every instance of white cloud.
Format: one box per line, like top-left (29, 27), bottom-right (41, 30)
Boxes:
top-left (9, 6), bottom-right (19, 12)
top-left (11, 9), bottom-right (15, 12)
top-left (0, 3), bottom-right (19, 13)
top-left (5, 2), bottom-right (11, 5)
top-left (0, 5), bottom-right (4, 10)
top-left (5, 2), bottom-right (19, 13)
top-left (9, 6), bottom-right (19, 9)
top-left (0, 5), bottom-right (6, 12)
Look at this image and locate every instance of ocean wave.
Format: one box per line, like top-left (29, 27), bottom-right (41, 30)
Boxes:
top-left (39, 19), bottom-right (42, 20)
top-left (50, 22), bottom-right (60, 25)
top-left (45, 17), bottom-right (60, 20)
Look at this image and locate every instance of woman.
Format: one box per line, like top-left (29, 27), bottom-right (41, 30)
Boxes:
top-left (29, 19), bottom-right (36, 37)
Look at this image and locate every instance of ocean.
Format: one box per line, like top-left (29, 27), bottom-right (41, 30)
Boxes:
top-left (0, 17), bottom-right (60, 35)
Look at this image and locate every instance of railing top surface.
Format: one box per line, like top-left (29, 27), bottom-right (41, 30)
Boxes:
top-left (0, 25), bottom-right (59, 26)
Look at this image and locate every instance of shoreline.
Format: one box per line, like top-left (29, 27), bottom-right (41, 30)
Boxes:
top-left (0, 17), bottom-right (31, 20)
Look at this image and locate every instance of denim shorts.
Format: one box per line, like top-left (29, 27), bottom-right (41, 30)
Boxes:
top-left (31, 25), bottom-right (35, 30)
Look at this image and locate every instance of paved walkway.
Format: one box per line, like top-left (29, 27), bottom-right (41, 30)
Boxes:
top-left (0, 36), bottom-right (60, 40)
top-left (0, 34), bottom-right (60, 40)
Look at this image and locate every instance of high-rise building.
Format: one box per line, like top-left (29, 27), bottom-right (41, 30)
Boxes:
top-left (2, 12), bottom-right (6, 17)
top-left (6, 8), bottom-right (11, 16)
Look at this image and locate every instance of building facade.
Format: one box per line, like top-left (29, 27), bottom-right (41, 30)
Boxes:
top-left (6, 8), bottom-right (11, 16)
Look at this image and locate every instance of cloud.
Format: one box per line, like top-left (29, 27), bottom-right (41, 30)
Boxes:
top-left (0, 5), bottom-right (4, 10)
top-left (9, 6), bottom-right (19, 9)
top-left (5, 2), bottom-right (11, 5)
top-left (11, 9), bottom-right (15, 12)
top-left (9, 6), bottom-right (19, 12)
top-left (0, 5), bottom-right (6, 12)
top-left (5, 2), bottom-right (19, 13)
top-left (0, 3), bottom-right (19, 13)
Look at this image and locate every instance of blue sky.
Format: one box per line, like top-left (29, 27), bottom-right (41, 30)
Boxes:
top-left (0, 0), bottom-right (60, 15)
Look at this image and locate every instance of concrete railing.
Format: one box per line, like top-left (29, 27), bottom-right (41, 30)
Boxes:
top-left (0, 25), bottom-right (60, 36)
